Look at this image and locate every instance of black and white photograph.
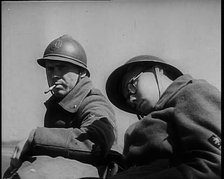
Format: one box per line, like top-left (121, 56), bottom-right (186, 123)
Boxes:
top-left (2, 0), bottom-right (221, 178)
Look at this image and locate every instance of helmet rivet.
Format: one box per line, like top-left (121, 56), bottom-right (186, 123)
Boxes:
top-left (37, 35), bottom-right (90, 77)
top-left (49, 39), bottom-right (63, 52)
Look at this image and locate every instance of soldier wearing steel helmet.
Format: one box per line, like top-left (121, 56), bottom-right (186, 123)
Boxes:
top-left (4, 35), bottom-right (118, 179)
top-left (106, 55), bottom-right (221, 179)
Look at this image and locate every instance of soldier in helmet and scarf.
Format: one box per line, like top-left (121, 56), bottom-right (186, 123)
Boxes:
top-left (4, 35), bottom-right (118, 179)
top-left (106, 55), bottom-right (221, 179)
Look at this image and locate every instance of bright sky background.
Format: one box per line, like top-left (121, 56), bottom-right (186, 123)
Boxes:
top-left (2, 0), bottom-right (221, 149)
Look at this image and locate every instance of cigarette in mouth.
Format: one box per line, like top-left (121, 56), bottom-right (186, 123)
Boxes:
top-left (44, 85), bottom-right (56, 94)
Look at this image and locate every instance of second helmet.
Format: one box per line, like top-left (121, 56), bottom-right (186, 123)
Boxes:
top-left (106, 55), bottom-right (183, 114)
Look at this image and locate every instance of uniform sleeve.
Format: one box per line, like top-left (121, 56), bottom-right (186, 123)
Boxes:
top-left (78, 89), bottom-right (117, 155)
top-left (158, 80), bottom-right (221, 179)
top-left (29, 90), bottom-right (117, 165)
top-left (133, 159), bottom-right (221, 179)
top-left (122, 80), bottom-right (221, 179)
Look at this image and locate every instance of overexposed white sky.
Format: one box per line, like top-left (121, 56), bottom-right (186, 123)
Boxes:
top-left (2, 0), bottom-right (221, 149)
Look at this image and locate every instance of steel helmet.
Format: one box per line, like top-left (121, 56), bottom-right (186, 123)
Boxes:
top-left (37, 34), bottom-right (90, 76)
top-left (106, 55), bottom-right (183, 114)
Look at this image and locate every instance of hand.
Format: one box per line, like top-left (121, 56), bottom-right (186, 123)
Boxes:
top-left (11, 137), bottom-right (31, 168)
top-left (5, 129), bottom-right (35, 177)
top-left (3, 138), bottom-right (31, 179)
top-left (123, 121), bottom-right (149, 166)
top-left (123, 117), bottom-right (170, 166)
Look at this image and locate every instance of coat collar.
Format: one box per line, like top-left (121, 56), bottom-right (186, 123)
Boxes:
top-left (155, 74), bottom-right (193, 109)
top-left (45, 76), bottom-right (93, 113)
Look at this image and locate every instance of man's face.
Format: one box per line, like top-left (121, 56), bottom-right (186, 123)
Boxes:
top-left (122, 66), bottom-right (160, 115)
top-left (45, 60), bottom-right (80, 98)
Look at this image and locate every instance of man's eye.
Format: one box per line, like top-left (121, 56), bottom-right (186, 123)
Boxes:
top-left (58, 65), bottom-right (66, 70)
top-left (47, 67), bottom-right (54, 71)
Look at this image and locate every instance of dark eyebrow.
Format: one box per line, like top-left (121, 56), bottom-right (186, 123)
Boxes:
top-left (56, 64), bottom-right (66, 67)
top-left (47, 63), bottom-right (66, 68)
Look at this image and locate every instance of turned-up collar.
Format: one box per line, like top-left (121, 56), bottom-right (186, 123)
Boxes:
top-left (155, 74), bottom-right (193, 109)
top-left (45, 76), bottom-right (93, 113)
top-left (59, 76), bottom-right (93, 113)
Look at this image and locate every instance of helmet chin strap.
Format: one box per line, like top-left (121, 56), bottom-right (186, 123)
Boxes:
top-left (136, 67), bottom-right (161, 120)
top-left (74, 72), bottom-right (82, 87)
top-left (153, 67), bottom-right (161, 98)
top-left (137, 114), bottom-right (144, 120)
top-left (50, 71), bottom-right (86, 96)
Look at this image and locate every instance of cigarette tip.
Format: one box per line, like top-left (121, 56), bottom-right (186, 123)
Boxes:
top-left (44, 84), bottom-right (56, 94)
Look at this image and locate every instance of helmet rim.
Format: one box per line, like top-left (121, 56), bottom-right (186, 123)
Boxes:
top-left (106, 55), bottom-right (183, 114)
top-left (37, 35), bottom-right (90, 77)
top-left (37, 55), bottom-right (90, 77)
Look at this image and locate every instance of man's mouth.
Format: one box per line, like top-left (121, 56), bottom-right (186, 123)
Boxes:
top-left (55, 82), bottom-right (64, 86)
top-left (54, 80), bottom-right (64, 86)
top-left (44, 84), bottom-right (56, 94)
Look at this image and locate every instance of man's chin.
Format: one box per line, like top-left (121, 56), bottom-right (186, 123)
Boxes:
top-left (139, 105), bottom-right (152, 116)
top-left (53, 90), bottom-right (67, 98)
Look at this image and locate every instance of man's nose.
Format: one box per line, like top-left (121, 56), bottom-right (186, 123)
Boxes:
top-left (50, 68), bottom-right (61, 82)
top-left (52, 67), bottom-right (61, 77)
